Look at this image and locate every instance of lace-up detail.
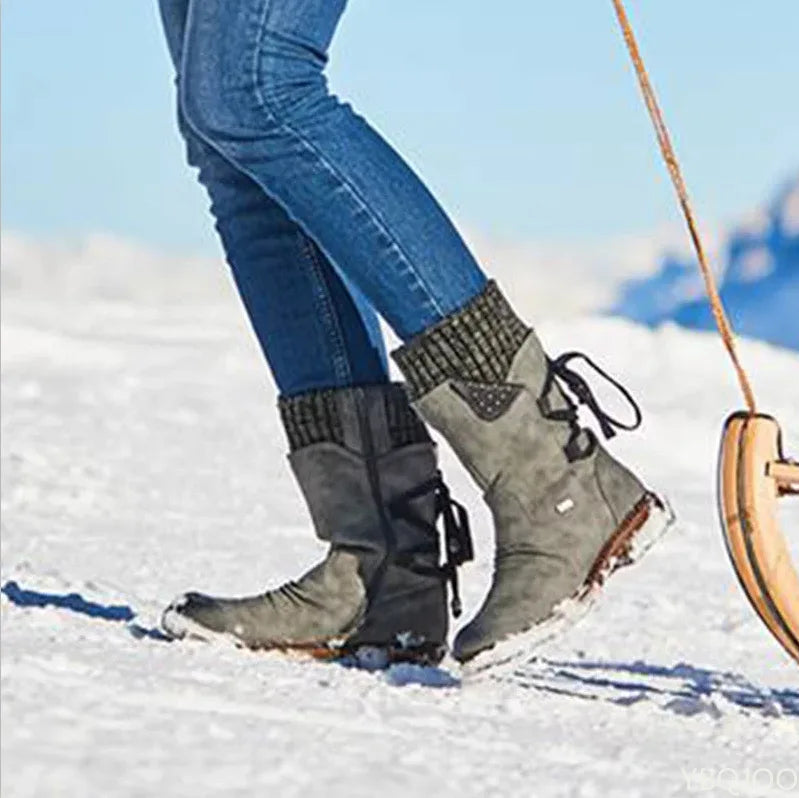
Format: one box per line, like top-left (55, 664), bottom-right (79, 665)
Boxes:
top-left (538, 352), bottom-right (643, 462)
top-left (389, 471), bottom-right (473, 617)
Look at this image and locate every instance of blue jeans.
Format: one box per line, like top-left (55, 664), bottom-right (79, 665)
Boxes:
top-left (158, 0), bottom-right (487, 397)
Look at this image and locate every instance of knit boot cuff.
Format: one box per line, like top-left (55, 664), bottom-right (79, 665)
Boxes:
top-left (279, 384), bottom-right (430, 452)
top-left (392, 281), bottom-right (530, 400)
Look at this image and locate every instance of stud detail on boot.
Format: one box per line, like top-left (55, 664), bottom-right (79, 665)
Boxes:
top-left (450, 381), bottom-right (524, 422)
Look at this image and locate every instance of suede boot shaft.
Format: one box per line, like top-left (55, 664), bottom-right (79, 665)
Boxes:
top-left (163, 384), bottom-right (450, 658)
top-left (393, 282), bottom-right (652, 663)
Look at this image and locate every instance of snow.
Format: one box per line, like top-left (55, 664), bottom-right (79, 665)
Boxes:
top-left (2, 243), bottom-right (799, 797)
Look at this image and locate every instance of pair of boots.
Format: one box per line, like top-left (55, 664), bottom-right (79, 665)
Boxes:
top-left (163, 283), bottom-right (668, 666)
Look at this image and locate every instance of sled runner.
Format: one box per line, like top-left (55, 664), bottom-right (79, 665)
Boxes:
top-left (612, 0), bottom-right (799, 664)
top-left (719, 413), bottom-right (799, 662)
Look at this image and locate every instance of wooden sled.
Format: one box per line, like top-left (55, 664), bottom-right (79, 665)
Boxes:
top-left (719, 413), bottom-right (799, 663)
top-left (610, 0), bottom-right (798, 667)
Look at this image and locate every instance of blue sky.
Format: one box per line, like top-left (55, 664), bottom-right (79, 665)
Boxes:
top-left (2, 1), bottom-right (797, 256)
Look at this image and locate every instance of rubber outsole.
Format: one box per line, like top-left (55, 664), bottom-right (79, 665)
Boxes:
top-left (160, 599), bottom-right (445, 667)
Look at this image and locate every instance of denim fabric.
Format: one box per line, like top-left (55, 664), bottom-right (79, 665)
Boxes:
top-left (158, 0), bottom-right (487, 395)
top-left (159, 0), bottom-right (389, 396)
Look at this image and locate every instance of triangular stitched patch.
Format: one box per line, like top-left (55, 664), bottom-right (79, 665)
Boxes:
top-left (450, 381), bottom-right (523, 421)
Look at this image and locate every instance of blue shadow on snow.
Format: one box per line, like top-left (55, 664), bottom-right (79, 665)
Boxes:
top-left (513, 656), bottom-right (799, 717)
top-left (1, 579), bottom-right (135, 622)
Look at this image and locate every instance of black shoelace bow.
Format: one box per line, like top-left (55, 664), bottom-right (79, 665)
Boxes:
top-left (538, 351), bottom-right (643, 461)
top-left (389, 471), bottom-right (473, 618)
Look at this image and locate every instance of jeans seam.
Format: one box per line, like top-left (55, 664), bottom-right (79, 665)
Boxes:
top-left (179, 107), bottom-right (357, 392)
top-left (249, 2), bottom-right (445, 321)
top-left (177, 83), bottom-right (360, 389)
top-left (298, 232), bottom-right (354, 386)
top-left (175, 76), bottom-right (352, 390)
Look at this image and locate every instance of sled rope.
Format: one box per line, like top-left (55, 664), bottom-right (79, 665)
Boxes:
top-left (610, 0), bottom-right (757, 414)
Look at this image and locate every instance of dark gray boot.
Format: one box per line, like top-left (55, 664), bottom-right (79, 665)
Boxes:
top-left (393, 282), bottom-right (672, 667)
top-left (162, 385), bottom-right (471, 664)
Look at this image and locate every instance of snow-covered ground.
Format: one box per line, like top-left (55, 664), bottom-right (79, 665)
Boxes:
top-left (2, 255), bottom-right (799, 797)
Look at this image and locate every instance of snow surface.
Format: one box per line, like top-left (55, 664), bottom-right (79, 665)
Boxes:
top-left (2, 245), bottom-right (799, 797)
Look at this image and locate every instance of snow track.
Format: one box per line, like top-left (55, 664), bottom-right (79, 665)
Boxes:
top-left (2, 293), bottom-right (798, 797)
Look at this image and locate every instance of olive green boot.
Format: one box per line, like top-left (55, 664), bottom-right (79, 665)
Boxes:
top-left (162, 384), bottom-right (471, 665)
top-left (393, 282), bottom-right (672, 669)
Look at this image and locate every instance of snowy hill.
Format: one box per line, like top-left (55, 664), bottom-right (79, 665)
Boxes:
top-left (613, 176), bottom-right (799, 350)
top-left (2, 254), bottom-right (798, 796)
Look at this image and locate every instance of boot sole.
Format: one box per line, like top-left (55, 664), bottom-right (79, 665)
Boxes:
top-left (161, 600), bottom-right (350, 655)
top-left (461, 491), bottom-right (675, 679)
top-left (161, 603), bottom-right (445, 667)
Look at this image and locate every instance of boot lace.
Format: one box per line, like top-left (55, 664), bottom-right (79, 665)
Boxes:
top-left (388, 471), bottom-right (473, 618)
top-left (538, 351), bottom-right (643, 462)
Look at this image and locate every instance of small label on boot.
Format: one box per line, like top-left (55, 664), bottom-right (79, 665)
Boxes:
top-left (556, 497), bottom-right (575, 514)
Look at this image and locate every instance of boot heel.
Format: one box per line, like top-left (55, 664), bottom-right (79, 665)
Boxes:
top-left (462, 494), bottom-right (674, 678)
top-left (581, 492), bottom-right (675, 595)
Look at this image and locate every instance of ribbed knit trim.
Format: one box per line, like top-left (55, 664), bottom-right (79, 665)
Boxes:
top-left (279, 389), bottom-right (344, 451)
top-left (392, 281), bottom-right (530, 399)
top-left (279, 384), bottom-right (430, 452)
top-left (383, 383), bottom-right (431, 449)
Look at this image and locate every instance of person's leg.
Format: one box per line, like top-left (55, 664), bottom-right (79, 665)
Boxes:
top-left (392, 284), bottom-right (672, 668)
top-left (183, 127), bottom-right (390, 395)
top-left (159, 0), bottom-right (388, 396)
top-left (178, 0), bottom-right (488, 342)
top-left (158, 0), bottom-right (460, 661)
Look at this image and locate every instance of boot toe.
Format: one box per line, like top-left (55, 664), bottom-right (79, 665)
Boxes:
top-left (161, 591), bottom-right (231, 640)
top-left (453, 606), bottom-right (535, 663)
top-left (453, 622), bottom-right (493, 663)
